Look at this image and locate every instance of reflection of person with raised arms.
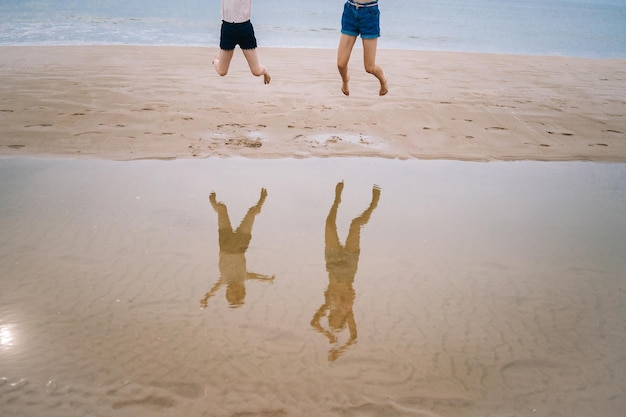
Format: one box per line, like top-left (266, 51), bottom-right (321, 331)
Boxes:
top-left (201, 188), bottom-right (274, 309)
top-left (311, 181), bottom-right (380, 361)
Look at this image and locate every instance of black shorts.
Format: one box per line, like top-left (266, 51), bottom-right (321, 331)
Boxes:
top-left (220, 20), bottom-right (258, 50)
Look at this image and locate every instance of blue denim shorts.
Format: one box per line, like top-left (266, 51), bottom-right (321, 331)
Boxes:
top-left (341, 1), bottom-right (381, 39)
top-left (220, 20), bottom-right (258, 50)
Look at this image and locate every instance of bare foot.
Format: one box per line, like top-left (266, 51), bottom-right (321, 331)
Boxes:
top-left (371, 185), bottom-right (381, 206)
top-left (335, 181), bottom-right (344, 200)
top-left (379, 78), bottom-right (388, 96)
top-left (263, 71), bottom-right (271, 84)
top-left (209, 192), bottom-right (218, 208)
top-left (341, 80), bottom-right (350, 96)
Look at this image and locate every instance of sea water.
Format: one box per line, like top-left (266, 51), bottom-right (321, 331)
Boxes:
top-left (1, 0), bottom-right (625, 58)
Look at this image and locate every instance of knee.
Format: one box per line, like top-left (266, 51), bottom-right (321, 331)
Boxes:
top-left (337, 62), bottom-right (348, 73)
top-left (250, 65), bottom-right (265, 77)
top-left (214, 65), bottom-right (228, 76)
top-left (364, 64), bottom-right (377, 74)
top-left (213, 58), bottom-right (228, 76)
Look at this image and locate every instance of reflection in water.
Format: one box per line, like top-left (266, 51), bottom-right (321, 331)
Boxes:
top-left (0, 324), bottom-right (15, 348)
top-left (200, 188), bottom-right (274, 309)
top-left (311, 182), bottom-right (380, 361)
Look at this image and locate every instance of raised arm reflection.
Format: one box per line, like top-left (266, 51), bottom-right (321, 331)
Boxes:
top-left (200, 188), bottom-right (274, 309)
top-left (311, 182), bottom-right (380, 361)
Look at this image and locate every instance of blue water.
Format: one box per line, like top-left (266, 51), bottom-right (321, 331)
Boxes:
top-left (1, 0), bottom-right (625, 57)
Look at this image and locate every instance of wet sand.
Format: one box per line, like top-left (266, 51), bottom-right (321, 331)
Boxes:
top-left (1, 157), bottom-right (625, 417)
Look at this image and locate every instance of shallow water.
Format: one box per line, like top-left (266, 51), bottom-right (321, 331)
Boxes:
top-left (1, 157), bottom-right (625, 417)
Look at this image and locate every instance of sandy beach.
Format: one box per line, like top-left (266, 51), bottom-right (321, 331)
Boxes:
top-left (2, 46), bottom-right (626, 417)
top-left (1, 45), bottom-right (625, 161)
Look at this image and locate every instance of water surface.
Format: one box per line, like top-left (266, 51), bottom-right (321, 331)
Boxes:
top-left (1, 0), bottom-right (625, 57)
top-left (0, 157), bottom-right (625, 416)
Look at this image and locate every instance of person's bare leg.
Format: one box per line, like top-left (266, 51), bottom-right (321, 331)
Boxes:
top-left (362, 38), bottom-right (388, 96)
top-left (237, 188), bottom-right (267, 234)
top-left (213, 49), bottom-right (235, 76)
top-left (345, 185), bottom-right (380, 253)
top-left (209, 192), bottom-right (233, 231)
top-left (242, 48), bottom-right (271, 84)
top-left (337, 34), bottom-right (357, 96)
top-left (325, 182), bottom-right (344, 253)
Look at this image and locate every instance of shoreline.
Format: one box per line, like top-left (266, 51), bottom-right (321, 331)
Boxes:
top-left (5, 43), bottom-right (626, 60)
top-left (1, 45), bottom-right (625, 162)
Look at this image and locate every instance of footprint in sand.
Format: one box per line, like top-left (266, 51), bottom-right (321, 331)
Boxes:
top-left (225, 138), bottom-right (262, 148)
top-left (25, 123), bottom-right (53, 127)
top-left (111, 395), bottom-right (176, 410)
top-left (217, 123), bottom-right (244, 128)
top-left (547, 131), bottom-right (574, 136)
top-left (73, 131), bottom-right (103, 137)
